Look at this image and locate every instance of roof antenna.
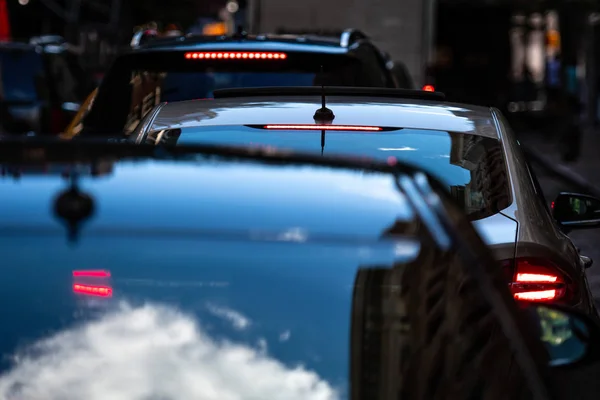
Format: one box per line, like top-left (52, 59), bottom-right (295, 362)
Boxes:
top-left (313, 65), bottom-right (334, 155)
top-left (313, 66), bottom-right (335, 123)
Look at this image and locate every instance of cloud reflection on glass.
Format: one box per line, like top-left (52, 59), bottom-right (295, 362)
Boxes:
top-left (0, 302), bottom-right (340, 400)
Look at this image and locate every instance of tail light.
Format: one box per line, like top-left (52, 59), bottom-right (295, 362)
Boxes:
top-left (503, 258), bottom-right (570, 302)
top-left (422, 84), bottom-right (435, 92)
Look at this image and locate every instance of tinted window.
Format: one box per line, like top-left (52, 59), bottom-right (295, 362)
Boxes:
top-left (45, 52), bottom-right (87, 103)
top-left (0, 48), bottom-right (45, 102)
top-left (149, 126), bottom-right (512, 220)
top-left (348, 44), bottom-right (389, 87)
top-left (83, 51), bottom-right (383, 135)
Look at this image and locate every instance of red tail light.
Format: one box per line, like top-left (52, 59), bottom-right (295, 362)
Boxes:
top-left (422, 84), bottom-right (435, 92)
top-left (504, 258), bottom-right (569, 302)
top-left (185, 52), bottom-right (287, 60)
top-left (73, 284), bottom-right (113, 297)
top-left (264, 124), bottom-right (382, 131)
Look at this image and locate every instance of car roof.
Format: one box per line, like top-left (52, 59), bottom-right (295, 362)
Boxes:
top-left (134, 34), bottom-right (352, 55)
top-left (146, 96), bottom-right (499, 138)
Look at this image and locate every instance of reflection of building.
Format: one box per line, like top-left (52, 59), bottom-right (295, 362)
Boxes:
top-left (125, 72), bottom-right (164, 134)
top-left (350, 266), bottom-right (404, 399)
top-left (448, 132), bottom-right (510, 217)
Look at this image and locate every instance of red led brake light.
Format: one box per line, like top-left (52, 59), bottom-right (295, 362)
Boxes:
top-left (185, 52), bottom-right (287, 60)
top-left (264, 124), bottom-right (382, 131)
top-left (73, 270), bottom-right (111, 278)
top-left (422, 85), bottom-right (435, 92)
top-left (508, 259), bottom-right (567, 302)
top-left (73, 284), bottom-right (113, 297)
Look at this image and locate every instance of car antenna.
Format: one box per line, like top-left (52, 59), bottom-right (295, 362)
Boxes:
top-left (313, 65), bottom-right (335, 155)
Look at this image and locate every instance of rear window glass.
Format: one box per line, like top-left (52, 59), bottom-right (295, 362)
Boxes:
top-left (0, 48), bottom-right (45, 102)
top-left (148, 126), bottom-right (512, 221)
top-left (83, 51), bottom-right (385, 134)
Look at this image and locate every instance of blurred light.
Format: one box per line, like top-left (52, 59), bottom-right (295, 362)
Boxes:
top-left (422, 85), bottom-right (435, 92)
top-left (264, 124), bottom-right (382, 131)
top-left (18, 0), bottom-right (28, 5)
top-left (185, 52), bottom-right (287, 60)
top-left (226, 1), bottom-right (239, 13)
top-left (202, 22), bottom-right (227, 36)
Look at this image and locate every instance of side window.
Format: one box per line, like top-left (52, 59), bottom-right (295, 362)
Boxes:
top-left (348, 43), bottom-right (388, 87)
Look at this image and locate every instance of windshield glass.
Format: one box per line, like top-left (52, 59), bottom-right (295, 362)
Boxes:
top-left (0, 48), bottom-right (45, 103)
top-left (0, 157), bottom-right (426, 398)
top-left (151, 126), bottom-right (512, 220)
top-left (82, 51), bottom-right (381, 134)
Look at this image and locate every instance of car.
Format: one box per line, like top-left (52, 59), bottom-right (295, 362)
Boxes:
top-left (126, 86), bottom-right (600, 318)
top-left (0, 36), bottom-right (95, 135)
top-left (1, 137), bottom-right (600, 399)
top-left (76, 28), bottom-right (405, 138)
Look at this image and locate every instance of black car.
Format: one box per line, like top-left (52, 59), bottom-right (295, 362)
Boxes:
top-left (0, 36), bottom-right (93, 135)
top-left (78, 29), bottom-right (404, 137)
top-left (1, 138), bottom-right (600, 399)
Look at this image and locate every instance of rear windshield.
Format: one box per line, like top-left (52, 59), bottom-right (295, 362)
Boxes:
top-left (150, 126), bottom-right (512, 220)
top-left (83, 51), bottom-right (386, 134)
top-left (0, 48), bottom-right (45, 103)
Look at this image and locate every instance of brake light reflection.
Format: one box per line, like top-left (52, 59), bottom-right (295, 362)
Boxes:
top-left (185, 52), bottom-right (287, 60)
top-left (73, 269), bottom-right (113, 298)
top-left (73, 270), bottom-right (111, 278)
top-left (73, 284), bottom-right (113, 297)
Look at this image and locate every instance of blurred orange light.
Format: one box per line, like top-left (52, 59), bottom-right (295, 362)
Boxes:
top-left (422, 85), bottom-right (435, 92)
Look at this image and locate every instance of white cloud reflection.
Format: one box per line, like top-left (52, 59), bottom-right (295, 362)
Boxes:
top-left (0, 302), bottom-right (339, 400)
top-left (207, 303), bottom-right (252, 330)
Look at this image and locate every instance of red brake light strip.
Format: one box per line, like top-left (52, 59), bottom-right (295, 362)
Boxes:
top-left (73, 284), bottom-right (113, 297)
top-left (264, 124), bottom-right (382, 131)
top-left (185, 52), bottom-right (287, 60)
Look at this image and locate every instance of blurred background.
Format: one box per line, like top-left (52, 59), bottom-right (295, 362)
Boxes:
top-left (2, 0), bottom-right (597, 127)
